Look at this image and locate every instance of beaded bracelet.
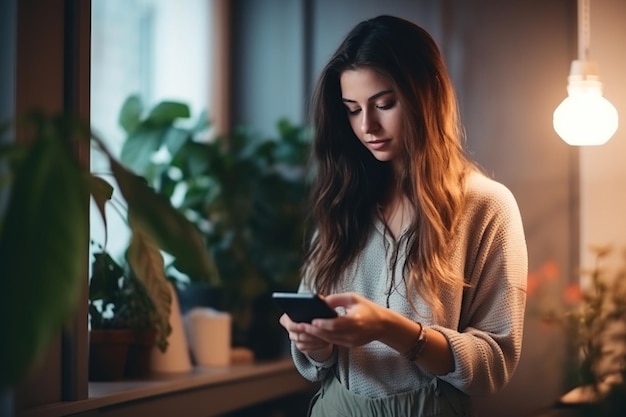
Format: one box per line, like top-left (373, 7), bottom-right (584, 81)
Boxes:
top-left (404, 322), bottom-right (428, 362)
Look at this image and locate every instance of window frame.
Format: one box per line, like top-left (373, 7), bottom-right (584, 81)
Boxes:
top-left (13, 0), bottom-right (233, 413)
top-left (13, 0), bottom-right (91, 408)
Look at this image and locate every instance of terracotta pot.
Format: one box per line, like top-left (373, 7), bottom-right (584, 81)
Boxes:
top-left (125, 329), bottom-right (157, 378)
top-left (89, 329), bottom-right (156, 381)
top-left (89, 329), bottom-right (133, 381)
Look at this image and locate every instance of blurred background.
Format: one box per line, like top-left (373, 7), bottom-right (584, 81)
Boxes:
top-left (90, 2), bottom-right (626, 413)
top-left (4, 0), bottom-right (626, 416)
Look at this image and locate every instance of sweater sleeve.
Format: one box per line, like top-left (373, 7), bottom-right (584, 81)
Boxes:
top-left (436, 178), bottom-right (528, 395)
top-left (291, 343), bottom-right (338, 382)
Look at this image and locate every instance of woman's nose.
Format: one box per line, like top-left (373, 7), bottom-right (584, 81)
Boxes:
top-left (360, 111), bottom-right (379, 134)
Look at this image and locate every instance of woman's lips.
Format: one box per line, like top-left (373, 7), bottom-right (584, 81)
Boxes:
top-left (366, 139), bottom-right (391, 150)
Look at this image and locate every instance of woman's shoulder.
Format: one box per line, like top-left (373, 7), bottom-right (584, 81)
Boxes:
top-left (464, 170), bottom-right (520, 213)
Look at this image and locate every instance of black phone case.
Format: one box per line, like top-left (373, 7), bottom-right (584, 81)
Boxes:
top-left (272, 292), bottom-right (338, 323)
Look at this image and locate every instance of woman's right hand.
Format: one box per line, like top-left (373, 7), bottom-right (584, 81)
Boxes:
top-left (279, 313), bottom-right (334, 361)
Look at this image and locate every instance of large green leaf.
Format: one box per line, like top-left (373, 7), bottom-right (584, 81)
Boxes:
top-left (146, 101), bottom-right (190, 125)
top-left (184, 142), bottom-right (215, 178)
top-left (170, 140), bottom-right (213, 179)
top-left (108, 157), bottom-right (220, 285)
top-left (190, 110), bottom-right (210, 134)
top-left (0, 135), bottom-right (88, 389)
top-left (118, 94), bottom-right (143, 134)
top-left (163, 126), bottom-right (190, 157)
top-left (120, 126), bottom-right (167, 174)
top-left (87, 175), bottom-right (114, 245)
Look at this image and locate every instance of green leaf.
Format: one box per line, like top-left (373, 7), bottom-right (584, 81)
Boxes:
top-left (108, 157), bottom-right (221, 285)
top-left (163, 126), bottom-right (189, 158)
top-left (0, 142), bottom-right (27, 169)
top-left (87, 175), bottom-right (114, 245)
top-left (146, 101), bottom-right (190, 125)
top-left (186, 142), bottom-right (214, 178)
top-left (170, 140), bottom-right (212, 179)
top-left (126, 224), bottom-right (172, 352)
top-left (120, 126), bottom-right (166, 173)
top-left (118, 94), bottom-right (143, 134)
top-left (0, 135), bottom-right (88, 389)
top-left (191, 110), bottom-right (210, 134)
top-left (89, 251), bottom-right (125, 300)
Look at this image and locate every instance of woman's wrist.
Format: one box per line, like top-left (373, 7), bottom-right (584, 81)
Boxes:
top-left (378, 308), bottom-right (420, 352)
top-left (307, 344), bottom-right (334, 363)
top-left (404, 322), bottom-right (428, 362)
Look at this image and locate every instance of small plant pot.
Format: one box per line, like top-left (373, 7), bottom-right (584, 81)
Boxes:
top-left (125, 329), bottom-right (157, 378)
top-left (89, 329), bottom-right (134, 381)
top-left (89, 329), bottom-right (158, 381)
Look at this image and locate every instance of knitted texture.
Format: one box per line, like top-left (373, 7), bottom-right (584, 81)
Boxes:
top-left (292, 171), bottom-right (528, 398)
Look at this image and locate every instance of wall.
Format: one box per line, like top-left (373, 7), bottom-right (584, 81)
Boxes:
top-left (579, 0), bottom-right (626, 268)
top-left (444, 1), bottom-right (575, 416)
top-left (309, 0), bottom-right (438, 82)
top-left (232, 0), bottom-right (307, 137)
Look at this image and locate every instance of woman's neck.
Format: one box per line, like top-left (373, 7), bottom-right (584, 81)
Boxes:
top-left (379, 192), bottom-right (412, 239)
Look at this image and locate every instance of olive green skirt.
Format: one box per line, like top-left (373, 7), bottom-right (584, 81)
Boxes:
top-left (308, 373), bottom-right (472, 417)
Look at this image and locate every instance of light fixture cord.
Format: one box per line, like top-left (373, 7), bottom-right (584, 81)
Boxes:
top-left (578, 0), bottom-right (590, 60)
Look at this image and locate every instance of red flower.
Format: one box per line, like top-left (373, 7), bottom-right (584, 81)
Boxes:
top-left (564, 282), bottom-right (582, 305)
top-left (541, 260), bottom-right (560, 281)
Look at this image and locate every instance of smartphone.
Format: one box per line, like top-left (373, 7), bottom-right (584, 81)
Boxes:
top-left (272, 292), bottom-right (338, 323)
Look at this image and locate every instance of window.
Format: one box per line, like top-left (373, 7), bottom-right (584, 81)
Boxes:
top-left (12, 0), bottom-right (227, 411)
top-left (90, 0), bottom-right (212, 259)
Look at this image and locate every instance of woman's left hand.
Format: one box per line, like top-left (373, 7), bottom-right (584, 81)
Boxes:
top-left (305, 292), bottom-right (389, 348)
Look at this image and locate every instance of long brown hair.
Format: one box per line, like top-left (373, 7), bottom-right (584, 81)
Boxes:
top-left (303, 15), bottom-right (475, 320)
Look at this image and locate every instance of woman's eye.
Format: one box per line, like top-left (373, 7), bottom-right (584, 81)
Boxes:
top-left (347, 108), bottom-right (361, 116)
top-left (376, 101), bottom-right (395, 110)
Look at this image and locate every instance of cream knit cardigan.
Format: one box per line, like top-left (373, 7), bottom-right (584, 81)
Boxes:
top-left (292, 172), bottom-right (528, 398)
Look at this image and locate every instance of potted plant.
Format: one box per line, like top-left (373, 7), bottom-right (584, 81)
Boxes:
top-left (117, 95), bottom-right (312, 358)
top-left (88, 242), bottom-right (164, 380)
top-left (0, 111), bottom-right (220, 390)
top-left (539, 246), bottom-right (626, 415)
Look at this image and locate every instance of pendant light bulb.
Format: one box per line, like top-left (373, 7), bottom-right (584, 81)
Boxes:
top-left (553, 0), bottom-right (619, 146)
top-left (553, 60), bottom-right (619, 146)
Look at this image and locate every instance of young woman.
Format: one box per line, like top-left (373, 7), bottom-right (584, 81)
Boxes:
top-left (279, 15), bottom-right (528, 416)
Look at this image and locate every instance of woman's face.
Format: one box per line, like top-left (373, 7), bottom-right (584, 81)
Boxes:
top-left (340, 67), bottom-right (404, 162)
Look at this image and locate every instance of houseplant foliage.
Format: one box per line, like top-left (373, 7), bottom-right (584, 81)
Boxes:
top-left (117, 95), bottom-right (311, 355)
top-left (88, 241), bottom-right (165, 380)
top-left (0, 111), bottom-right (219, 389)
top-left (89, 244), bottom-right (158, 333)
top-left (540, 245), bottom-right (626, 410)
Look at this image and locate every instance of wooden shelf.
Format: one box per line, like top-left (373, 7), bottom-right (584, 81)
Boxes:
top-left (19, 358), bottom-right (313, 417)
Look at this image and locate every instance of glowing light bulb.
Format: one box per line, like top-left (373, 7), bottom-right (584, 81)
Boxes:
top-left (553, 60), bottom-right (619, 146)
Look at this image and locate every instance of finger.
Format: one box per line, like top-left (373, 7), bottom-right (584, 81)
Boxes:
top-left (324, 292), bottom-right (360, 309)
top-left (306, 329), bottom-right (344, 347)
top-left (311, 315), bottom-right (343, 330)
top-left (279, 313), bottom-right (292, 328)
top-left (280, 314), bottom-right (306, 333)
top-left (299, 324), bottom-right (333, 343)
top-left (307, 321), bottom-right (340, 342)
top-left (294, 334), bottom-right (331, 353)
